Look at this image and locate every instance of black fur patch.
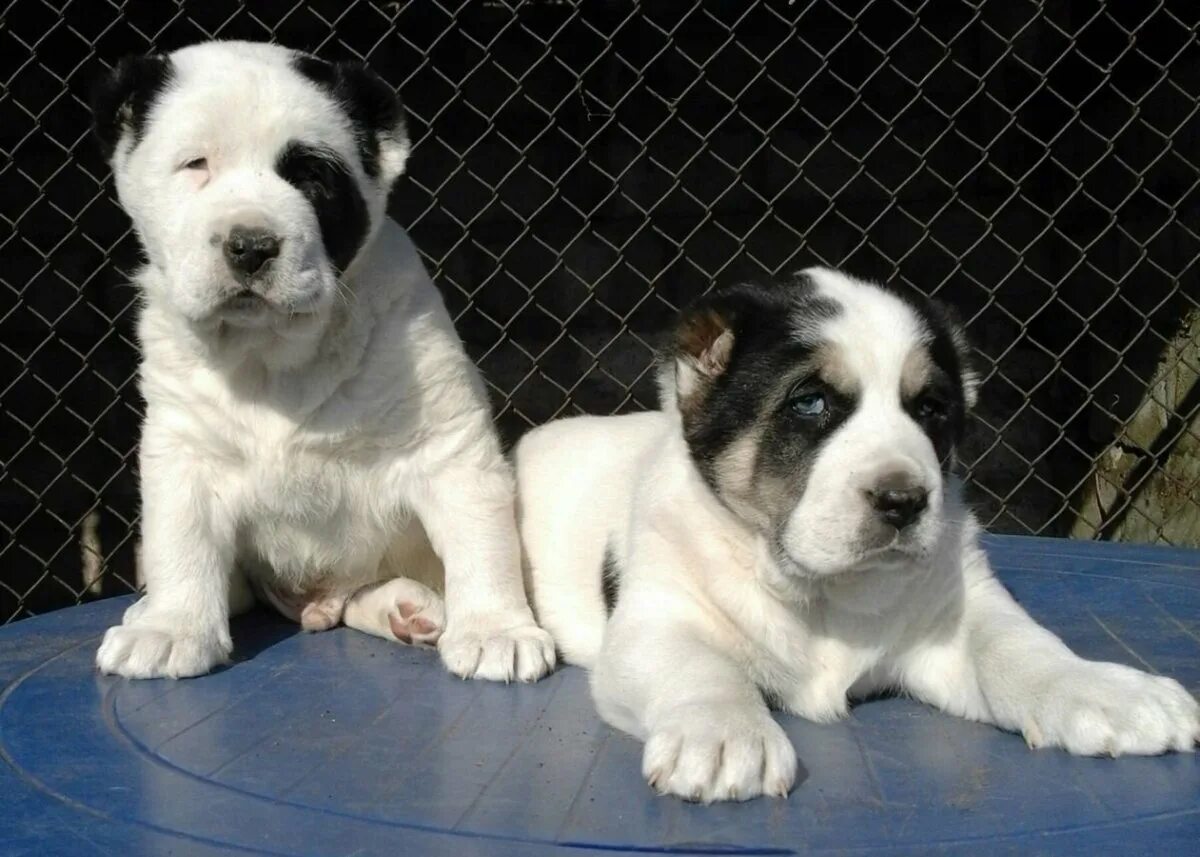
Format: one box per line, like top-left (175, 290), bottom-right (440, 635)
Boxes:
top-left (292, 56), bottom-right (406, 181)
top-left (753, 365), bottom-right (859, 520)
top-left (887, 288), bottom-right (973, 465)
top-left (275, 142), bottom-right (369, 274)
top-left (677, 275), bottom-right (841, 499)
top-left (601, 542), bottom-right (620, 615)
top-left (90, 54), bottom-right (174, 160)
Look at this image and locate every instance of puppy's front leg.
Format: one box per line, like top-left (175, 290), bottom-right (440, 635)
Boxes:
top-left (592, 610), bottom-right (797, 803)
top-left (414, 465), bottom-right (555, 683)
top-left (96, 437), bottom-right (235, 679)
top-left (900, 563), bottom-right (1199, 756)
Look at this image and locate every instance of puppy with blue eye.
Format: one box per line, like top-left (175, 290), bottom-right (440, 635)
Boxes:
top-left (515, 268), bottom-right (1200, 803)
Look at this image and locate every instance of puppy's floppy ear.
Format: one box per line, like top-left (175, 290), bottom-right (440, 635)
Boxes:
top-left (294, 56), bottom-right (410, 186)
top-left (673, 305), bottom-right (735, 411)
top-left (951, 327), bottom-right (979, 411)
top-left (90, 54), bottom-right (174, 161)
top-left (926, 298), bottom-right (979, 410)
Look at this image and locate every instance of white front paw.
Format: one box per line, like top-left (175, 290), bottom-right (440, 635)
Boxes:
top-left (438, 610), bottom-right (556, 683)
top-left (642, 704), bottom-right (797, 802)
top-left (96, 616), bottom-right (231, 680)
top-left (1024, 661), bottom-right (1199, 756)
top-left (122, 595), bottom-right (152, 624)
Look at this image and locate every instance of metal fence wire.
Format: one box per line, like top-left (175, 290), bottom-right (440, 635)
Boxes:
top-left (3, 0), bottom-right (1199, 623)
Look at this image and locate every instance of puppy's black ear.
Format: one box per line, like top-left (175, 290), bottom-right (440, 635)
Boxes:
top-left (924, 297), bottom-right (979, 411)
top-left (671, 304), bottom-right (736, 414)
top-left (90, 54), bottom-right (174, 161)
top-left (294, 56), bottom-right (409, 186)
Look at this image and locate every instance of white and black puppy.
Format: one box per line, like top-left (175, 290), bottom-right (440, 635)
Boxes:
top-left (516, 267), bottom-right (1199, 803)
top-left (92, 41), bottom-right (554, 682)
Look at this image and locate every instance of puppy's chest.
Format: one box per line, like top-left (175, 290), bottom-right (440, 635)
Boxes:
top-left (201, 396), bottom-right (389, 511)
top-left (741, 601), bottom-right (882, 718)
top-left (224, 431), bottom-right (408, 575)
top-left (246, 450), bottom-right (358, 518)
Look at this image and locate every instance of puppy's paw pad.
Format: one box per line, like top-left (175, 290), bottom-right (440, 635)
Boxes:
top-left (387, 602), bottom-right (443, 646)
top-left (439, 616), bottom-right (556, 683)
top-left (409, 615), bottom-right (439, 636)
top-left (344, 577), bottom-right (445, 647)
top-left (96, 623), bottom-right (230, 680)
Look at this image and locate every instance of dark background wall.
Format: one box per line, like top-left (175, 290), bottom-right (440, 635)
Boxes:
top-left (2, 0), bottom-right (1198, 621)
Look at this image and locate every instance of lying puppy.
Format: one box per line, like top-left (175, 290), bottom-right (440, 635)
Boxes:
top-left (516, 268), bottom-right (1199, 802)
top-left (92, 40), bottom-right (554, 682)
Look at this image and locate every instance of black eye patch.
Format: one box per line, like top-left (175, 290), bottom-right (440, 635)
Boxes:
top-left (904, 369), bottom-right (964, 464)
top-left (275, 141), bottom-right (369, 274)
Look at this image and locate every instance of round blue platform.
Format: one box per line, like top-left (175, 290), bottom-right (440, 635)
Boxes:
top-left (2, 535), bottom-right (1198, 856)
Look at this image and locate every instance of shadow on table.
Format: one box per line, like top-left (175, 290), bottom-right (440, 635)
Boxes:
top-left (221, 607), bottom-right (301, 671)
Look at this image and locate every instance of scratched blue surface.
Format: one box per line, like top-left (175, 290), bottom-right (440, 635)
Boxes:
top-left (1, 535), bottom-right (1198, 856)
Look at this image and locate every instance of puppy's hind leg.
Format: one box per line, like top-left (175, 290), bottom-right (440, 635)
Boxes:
top-left (343, 578), bottom-right (445, 647)
top-left (253, 580), bottom-right (348, 632)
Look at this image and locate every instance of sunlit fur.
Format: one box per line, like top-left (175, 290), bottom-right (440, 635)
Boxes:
top-left (517, 267), bottom-right (1199, 803)
top-left (94, 41), bottom-right (554, 682)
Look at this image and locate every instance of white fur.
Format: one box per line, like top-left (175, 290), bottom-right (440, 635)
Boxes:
top-left (96, 42), bottom-right (554, 682)
top-left (516, 267), bottom-right (1199, 803)
top-left (780, 272), bottom-right (949, 579)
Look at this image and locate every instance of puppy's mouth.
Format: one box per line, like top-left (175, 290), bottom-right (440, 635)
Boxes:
top-left (222, 291), bottom-right (268, 313)
top-left (862, 543), bottom-right (922, 567)
top-left (853, 528), bottom-right (931, 565)
top-left (775, 533), bottom-right (927, 581)
top-left (214, 289), bottom-right (322, 324)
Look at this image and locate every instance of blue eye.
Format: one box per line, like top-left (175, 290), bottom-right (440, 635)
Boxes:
top-left (790, 390), bottom-right (826, 417)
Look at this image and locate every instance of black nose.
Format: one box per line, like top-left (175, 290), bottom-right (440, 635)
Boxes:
top-left (223, 226), bottom-right (280, 278)
top-left (868, 484), bottom-right (929, 530)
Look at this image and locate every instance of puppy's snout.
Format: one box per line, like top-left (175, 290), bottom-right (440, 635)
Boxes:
top-left (223, 225), bottom-right (281, 279)
top-left (866, 473), bottom-right (928, 531)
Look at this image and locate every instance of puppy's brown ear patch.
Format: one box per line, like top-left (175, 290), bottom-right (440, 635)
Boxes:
top-left (674, 308), bottom-right (735, 408)
top-left (678, 308), bottom-right (734, 378)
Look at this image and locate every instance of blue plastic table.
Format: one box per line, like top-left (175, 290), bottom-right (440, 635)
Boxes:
top-left (2, 535), bottom-right (1198, 856)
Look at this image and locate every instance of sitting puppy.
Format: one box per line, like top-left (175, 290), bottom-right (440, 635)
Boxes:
top-left (92, 41), bottom-right (554, 682)
top-left (516, 267), bottom-right (1199, 802)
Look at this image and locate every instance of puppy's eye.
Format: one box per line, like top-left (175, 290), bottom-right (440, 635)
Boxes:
top-left (789, 389), bottom-right (827, 417)
top-left (297, 169), bottom-right (329, 196)
top-left (300, 177), bottom-right (327, 197)
top-left (916, 395), bottom-right (948, 421)
top-left (182, 157), bottom-right (208, 171)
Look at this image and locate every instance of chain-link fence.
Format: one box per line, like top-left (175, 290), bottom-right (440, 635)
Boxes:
top-left (3, 0), bottom-right (1199, 623)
